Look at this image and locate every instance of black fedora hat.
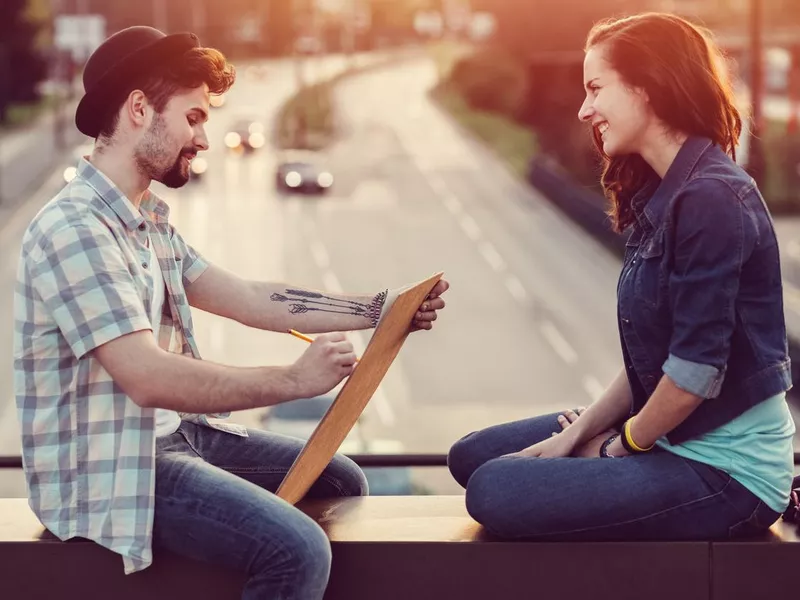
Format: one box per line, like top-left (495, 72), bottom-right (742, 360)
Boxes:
top-left (75, 26), bottom-right (200, 138)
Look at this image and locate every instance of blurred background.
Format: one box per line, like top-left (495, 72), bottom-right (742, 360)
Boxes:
top-left (1, 0), bottom-right (799, 498)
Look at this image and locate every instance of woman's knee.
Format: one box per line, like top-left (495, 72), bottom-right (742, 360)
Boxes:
top-left (447, 430), bottom-right (482, 488)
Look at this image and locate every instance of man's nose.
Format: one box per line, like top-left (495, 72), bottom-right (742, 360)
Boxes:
top-left (195, 131), bottom-right (209, 151)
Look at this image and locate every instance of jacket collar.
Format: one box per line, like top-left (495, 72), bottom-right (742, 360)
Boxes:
top-left (633, 136), bottom-right (713, 232)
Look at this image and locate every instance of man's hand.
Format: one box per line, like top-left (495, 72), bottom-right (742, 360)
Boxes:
top-left (288, 332), bottom-right (357, 398)
top-left (382, 279), bottom-right (450, 332)
top-left (411, 279), bottom-right (449, 331)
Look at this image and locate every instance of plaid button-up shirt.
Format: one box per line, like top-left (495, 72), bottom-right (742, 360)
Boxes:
top-left (14, 158), bottom-right (246, 574)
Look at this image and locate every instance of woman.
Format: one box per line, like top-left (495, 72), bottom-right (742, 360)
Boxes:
top-left (447, 12), bottom-right (796, 540)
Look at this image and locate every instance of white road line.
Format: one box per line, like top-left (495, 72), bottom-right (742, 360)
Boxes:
top-left (459, 214), bottom-right (481, 242)
top-left (478, 241), bottom-right (506, 272)
top-left (310, 240), bottom-right (330, 270)
top-left (505, 275), bottom-right (529, 304)
top-left (320, 269), bottom-right (395, 426)
top-left (426, 174), bottom-right (448, 196)
top-left (209, 320), bottom-right (224, 355)
top-left (788, 240), bottom-right (800, 260)
top-left (784, 282), bottom-right (800, 315)
top-left (442, 193), bottom-right (462, 215)
top-left (540, 320), bottom-right (578, 365)
top-left (582, 375), bottom-right (605, 402)
top-left (323, 270), bottom-right (343, 294)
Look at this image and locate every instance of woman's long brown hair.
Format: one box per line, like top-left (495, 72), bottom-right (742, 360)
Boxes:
top-left (585, 13), bottom-right (742, 232)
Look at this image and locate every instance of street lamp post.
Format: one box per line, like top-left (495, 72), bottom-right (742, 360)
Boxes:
top-left (746, 0), bottom-right (766, 185)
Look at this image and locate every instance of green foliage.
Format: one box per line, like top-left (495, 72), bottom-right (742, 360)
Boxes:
top-left (0, 0), bottom-right (48, 124)
top-left (448, 48), bottom-right (527, 117)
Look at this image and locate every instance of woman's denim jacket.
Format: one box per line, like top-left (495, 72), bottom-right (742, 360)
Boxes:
top-left (617, 136), bottom-right (792, 444)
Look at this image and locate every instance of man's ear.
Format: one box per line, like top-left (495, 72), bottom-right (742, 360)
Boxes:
top-left (125, 90), bottom-right (150, 130)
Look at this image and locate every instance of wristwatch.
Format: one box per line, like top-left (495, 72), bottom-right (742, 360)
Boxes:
top-left (600, 434), bottom-right (620, 458)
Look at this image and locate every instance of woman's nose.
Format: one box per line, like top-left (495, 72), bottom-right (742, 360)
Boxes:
top-left (578, 99), bottom-right (594, 122)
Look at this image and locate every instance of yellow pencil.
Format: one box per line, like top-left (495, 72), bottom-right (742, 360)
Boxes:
top-left (287, 329), bottom-right (360, 362)
top-left (287, 329), bottom-right (315, 344)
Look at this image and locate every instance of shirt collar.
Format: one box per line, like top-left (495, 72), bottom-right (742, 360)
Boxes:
top-left (76, 158), bottom-right (172, 229)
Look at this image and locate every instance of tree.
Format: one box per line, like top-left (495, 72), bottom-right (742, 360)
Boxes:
top-left (0, 0), bottom-right (48, 124)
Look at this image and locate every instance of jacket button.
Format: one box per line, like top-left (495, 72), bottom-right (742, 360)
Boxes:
top-left (138, 223), bottom-right (146, 231)
top-left (622, 318), bottom-right (630, 324)
top-left (142, 262), bottom-right (148, 269)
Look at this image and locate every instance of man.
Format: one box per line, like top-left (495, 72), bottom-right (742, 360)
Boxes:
top-left (13, 26), bottom-right (448, 599)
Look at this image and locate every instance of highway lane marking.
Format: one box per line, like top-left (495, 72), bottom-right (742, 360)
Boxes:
top-left (478, 241), bottom-right (506, 272)
top-left (582, 375), bottom-right (605, 402)
top-left (505, 275), bottom-right (528, 304)
top-left (321, 269), bottom-right (396, 427)
top-left (305, 215), bottom-right (397, 429)
top-left (784, 281), bottom-right (800, 315)
top-left (540, 320), bottom-right (578, 365)
top-left (441, 193), bottom-right (462, 215)
top-left (310, 240), bottom-right (330, 270)
top-left (209, 320), bottom-right (224, 355)
top-left (458, 214), bottom-right (481, 242)
top-left (787, 240), bottom-right (800, 261)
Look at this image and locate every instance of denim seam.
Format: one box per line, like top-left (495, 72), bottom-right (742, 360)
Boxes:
top-left (219, 465), bottom-right (350, 497)
top-left (725, 500), bottom-right (762, 537)
top-left (498, 476), bottom-right (734, 539)
top-left (177, 428), bottom-right (204, 459)
top-left (155, 495), bottom-right (296, 574)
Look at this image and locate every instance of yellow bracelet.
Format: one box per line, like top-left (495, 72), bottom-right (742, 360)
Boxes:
top-left (624, 418), bottom-right (655, 452)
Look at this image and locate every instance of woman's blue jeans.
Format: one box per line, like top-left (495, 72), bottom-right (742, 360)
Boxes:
top-left (447, 412), bottom-right (780, 540)
top-left (153, 421), bottom-right (368, 600)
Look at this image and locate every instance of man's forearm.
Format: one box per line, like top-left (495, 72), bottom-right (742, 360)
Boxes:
top-left (141, 351), bottom-right (299, 413)
top-left (243, 282), bottom-right (387, 333)
top-left (569, 367), bottom-right (633, 444)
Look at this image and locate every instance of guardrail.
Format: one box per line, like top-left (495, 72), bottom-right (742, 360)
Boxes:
top-left (1, 453), bottom-right (798, 471)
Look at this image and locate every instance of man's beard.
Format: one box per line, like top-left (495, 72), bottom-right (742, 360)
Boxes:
top-left (158, 151), bottom-right (193, 189)
top-left (136, 115), bottom-right (195, 189)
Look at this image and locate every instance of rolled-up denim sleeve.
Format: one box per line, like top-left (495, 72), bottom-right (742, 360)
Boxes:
top-left (663, 178), bottom-right (753, 398)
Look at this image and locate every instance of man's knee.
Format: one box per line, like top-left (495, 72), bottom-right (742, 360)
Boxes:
top-left (327, 452), bottom-right (369, 496)
top-left (252, 509), bottom-right (332, 589)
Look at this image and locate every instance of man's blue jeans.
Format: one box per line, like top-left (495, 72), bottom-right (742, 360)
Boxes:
top-left (448, 413), bottom-right (780, 540)
top-left (154, 421), bottom-right (368, 600)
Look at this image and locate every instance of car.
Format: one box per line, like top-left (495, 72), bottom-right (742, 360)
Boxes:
top-left (188, 156), bottom-right (208, 182)
top-left (210, 92), bottom-right (227, 108)
top-left (275, 150), bottom-right (334, 195)
top-left (260, 395), bottom-right (414, 495)
top-left (224, 118), bottom-right (266, 152)
top-left (62, 138), bottom-right (95, 183)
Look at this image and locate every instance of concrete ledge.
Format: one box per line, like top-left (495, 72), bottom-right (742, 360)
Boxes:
top-left (1, 496), bottom-right (798, 600)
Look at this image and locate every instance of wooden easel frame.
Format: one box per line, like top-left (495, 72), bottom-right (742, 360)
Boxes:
top-left (276, 272), bottom-right (444, 504)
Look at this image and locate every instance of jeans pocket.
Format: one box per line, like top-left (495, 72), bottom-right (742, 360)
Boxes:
top-left (728, 500), bottom-right (780, 538)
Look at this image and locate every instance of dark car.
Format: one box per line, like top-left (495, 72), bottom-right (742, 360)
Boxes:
top-left (275, 150), bottom-right (334, 195)
top-left (225, 118), bottom-right (266, 153)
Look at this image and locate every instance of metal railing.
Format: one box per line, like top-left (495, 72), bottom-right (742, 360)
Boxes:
top-left (2, 453), bottom-right (799, 471)
top-left (0, 454), bottom-right (450, 471)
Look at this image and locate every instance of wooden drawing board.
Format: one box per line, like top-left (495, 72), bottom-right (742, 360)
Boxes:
top-left (276, 272), bottom-right (444, 504)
